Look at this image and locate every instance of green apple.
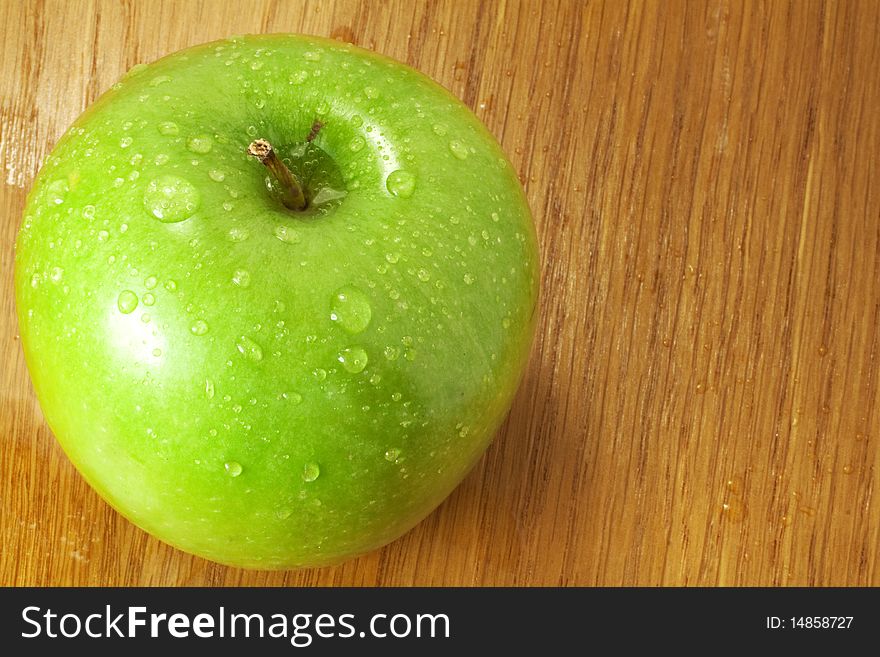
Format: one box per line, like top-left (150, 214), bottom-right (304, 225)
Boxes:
top-left (14, 34), bottom-right (539, 568)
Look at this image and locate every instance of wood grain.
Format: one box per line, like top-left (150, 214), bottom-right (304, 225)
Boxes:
top-left (2, 0), bottom-right (879, 586)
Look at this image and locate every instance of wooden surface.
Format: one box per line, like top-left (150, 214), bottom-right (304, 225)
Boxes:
top-left (2, 0), bottom-right (879, 587)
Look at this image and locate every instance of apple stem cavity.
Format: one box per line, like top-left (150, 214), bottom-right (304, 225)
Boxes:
top-left (246, 138), bottom-right (308, 211)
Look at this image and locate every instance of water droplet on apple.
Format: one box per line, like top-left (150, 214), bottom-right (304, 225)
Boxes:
top-left (312, 368), bottom-right (327, 381)
top-left (236, 335), bottom-right (263, 362)
top-left (225, 461), bottom-right (243, 477)
top-left (250, 60), bottom-right (264, 70)
top-left (310, 186), bottom-right (347, 206)
top-left (149, 75), bottom-right (172, 87)
top-left (232, 269), bottom-right (251, 288)
top-left (187, 134), bottom-right (213, 153)
top-left (81, 205), bottom-right (95, 219)
top-left (433, 124), bottom-right (448, 136)
top-left (164, 279), bottom-right (177, 291)
top-left (117, 290), bottom-right (138, 314)
top-left (143, 175), bottom-right (200, 223)
top-left (417, 268), bottom-right (430, 281)
top-left (383, 345), bottom-right (400, 360)
top-left (349, 136), bottom-right (365, 152)
top-left (337, 346), bottom-right (368, 373)
top-left (364, 86), bottom-right (379, 99)
top-left (155, 153), bottom-right (170, 165)
top-left (289, 70), bottom-right (308, 85)
top-left (49, 266), bottom-right (64, 283)
top-left (303, 51), bottom-right (321, 62)
top-left (205, 378), bottom-right (215, 399)
top-left (463, 273), bottom-right (475, 285)
top-left (157, 121), bottom-right (179, 136)
top-left (386, 169), bottom-right (416, 198)
top-left (246, 125), bottom-right (258, 137)
top-left (46, 179), bottom-right (68, 204)
top-left (144, 276), bottom-right (157, 289)
top-left (385, 252), bottom-right (400, 264)
top-left (391, 392), bottom-right (402, 402)
top-left (226, 226), bottom-right (249, 241)
top-left (191, 319), bottom-right (209, 335)
top-left (384, 448), bottom-right (401, 462)
top-left (275, 508), bottom-right (293, 520)
top-left (152, 348), bottom-right (162, 357)
top-left (449, 139), bottom-right (469, 160)
top-left (302, 462), bottom-right (321, 482)
top-left (119, 136), bottom-right (133, 148)
top-left (274, 225), bottom-right (301, 244)
top-left (330, 286), bottom-right (372, 333)
top-left (208, 168), bottom-right (226, 182)
top-left (142, 292), bottom-right (155, 306)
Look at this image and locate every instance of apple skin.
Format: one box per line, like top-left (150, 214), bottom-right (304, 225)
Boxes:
top-left (14, 34), bottom-right (539, 568)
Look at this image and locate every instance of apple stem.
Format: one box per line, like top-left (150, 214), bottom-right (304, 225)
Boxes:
top-left (246, 139), bottom-right (307, 211)
top-left (306, 120), bottom-right (324, 143)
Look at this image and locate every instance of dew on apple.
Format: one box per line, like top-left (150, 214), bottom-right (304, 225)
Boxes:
top-left (81, 205), bottom-right (95, 219)
top-left (49, 266), bottom-right (63, 283)
top-left (46, 179), bottom-right (68, 204)
top-left (156, 121), bottom-right (178, 136)
top-left (312, 368), bottom-right (327, 381)
top-left (329, 285), bottom-right (372, 333)
top-left (463, 273), bottom-right (475, 285)
top-left (190, 319), bottom-right (209, 335)
top-left (149, 75), bottom-right (172, 87)
top-left (349, 136), bottom-right (366, 152)
top-left (337, 346), bottom-right (368, 373)
top-left (224, 461), bottom-right (243, 477)
top-left (273, 225), bottom-right (301, 244)
top-left (302, 462), bottom-right (321, 482)
top-left (187, 135), bottom-right (214, 154)
top-left (289, 70), bottom-right (308, 85)
top-left (144, 275), bottom-right (157, 289)
top-left (164, 279), bottom-right (177, 291)
top-left (142, 292), bottom-right (155, 306)
top-left (236, 335), bottom-right (263, 362)
top-left (231, 268), bottom-right (251, 288)
top-left (384, 448), bottom-right (401, 463)
top-left (152, 348), bottom-right (162, 357)
top-left (226, 226), bottom-right (250, 242)
top-left (143, 175), bottom-right (200, 223)
top-left (383, 345), bottom-right (400, 360)
top-left (117, 289), bottom-right (138, 314)
top-left (386, 169), bottom-right (416, 198)
top-left (448, 139), bottom-right (469, 160)
top-left (205, 378), bottom-right (215, 399)
top-left (208, 168), bottom-right (226, 182)
top-left (119, 137), bottom-right (133, 148)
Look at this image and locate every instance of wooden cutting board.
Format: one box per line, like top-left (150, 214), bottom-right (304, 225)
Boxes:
top-left (2, 0), bottom-right (878, 586)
